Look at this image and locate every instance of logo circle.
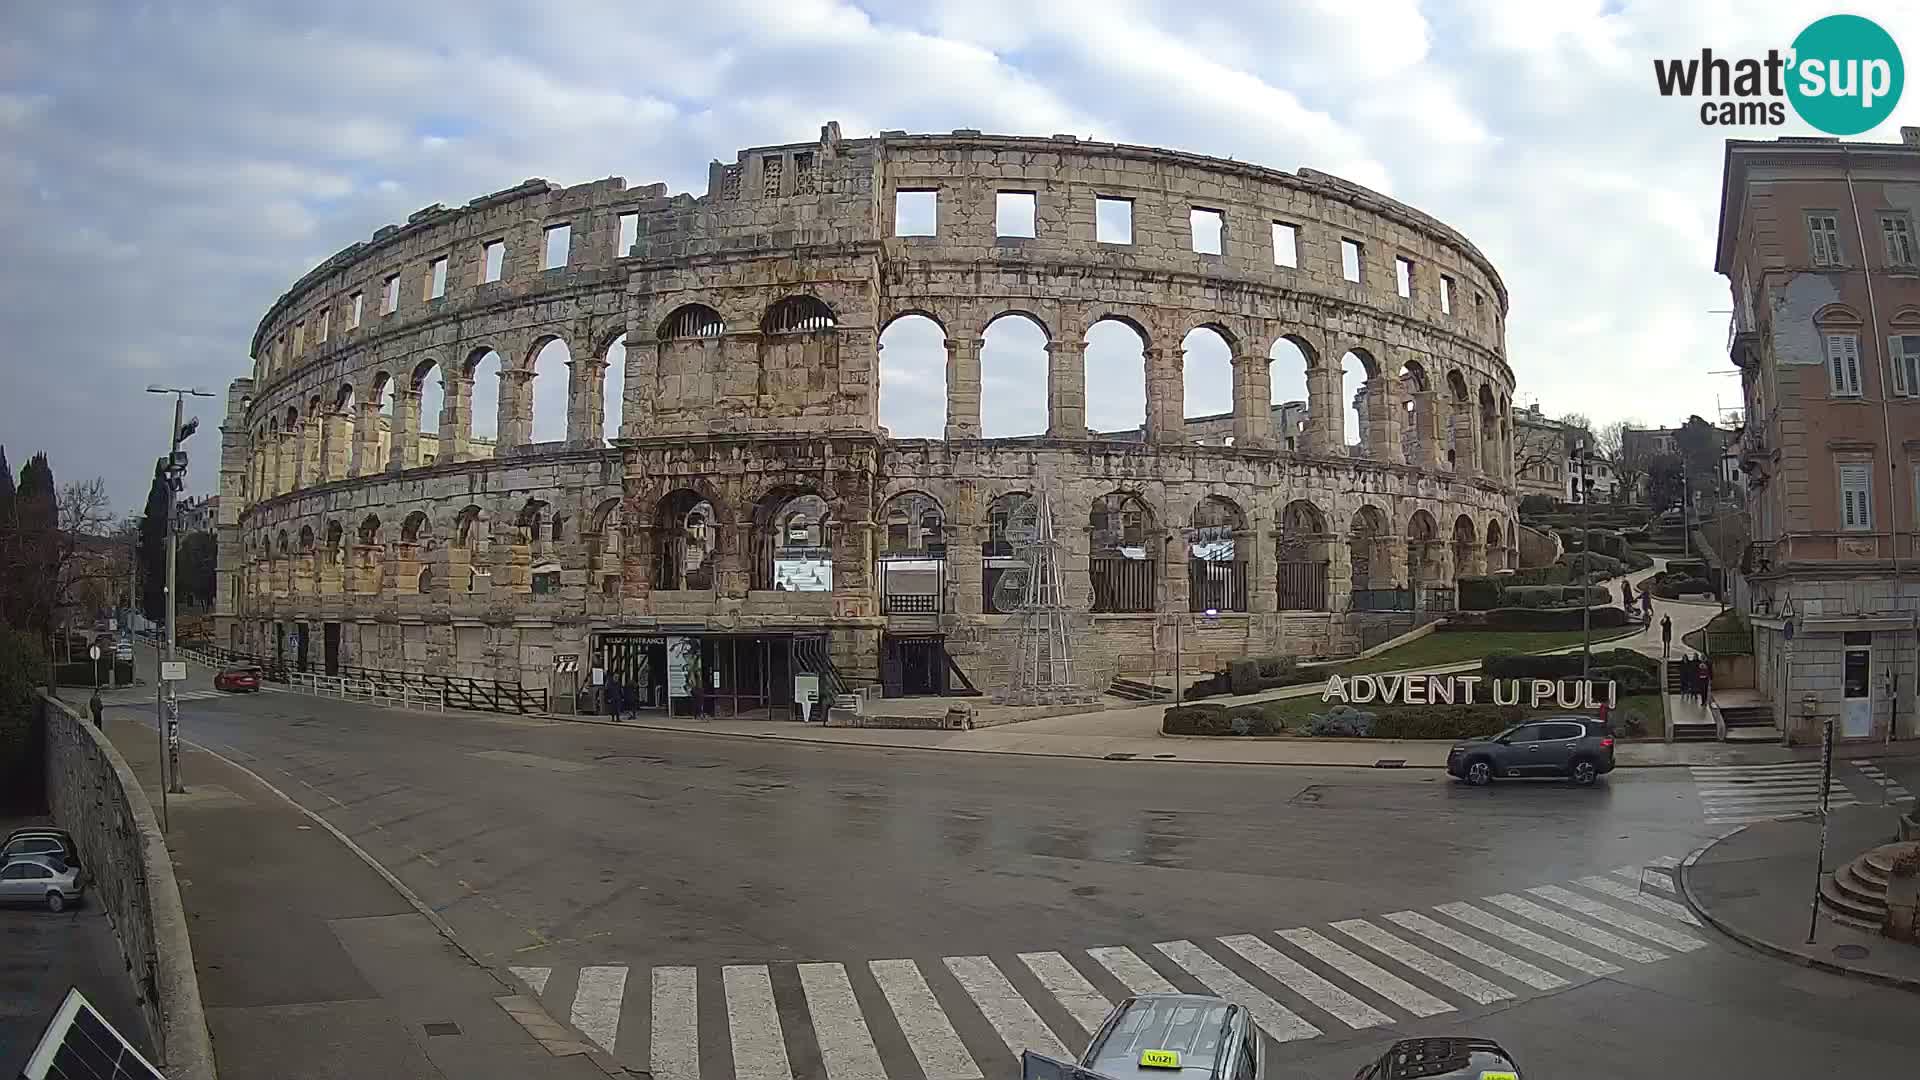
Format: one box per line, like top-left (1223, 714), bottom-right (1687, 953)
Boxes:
top-left (1787, 14), bottom-right (1904, 136)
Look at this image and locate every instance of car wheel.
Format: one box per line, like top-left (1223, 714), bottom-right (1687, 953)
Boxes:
top-left (46, 891), bottom-right (66, 913)
top-left (1466, 758), bottom-right (1493, 786)
top-left (1570, 758), bottom-right (1599, 786)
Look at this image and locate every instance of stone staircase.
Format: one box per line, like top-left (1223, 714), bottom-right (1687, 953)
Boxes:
top-left (1720, 702), bottom-right (1779, 743)
top-left (1820, 841), bottom-right (1919, 930)
top-left (1666, 663), bottom-right (1718, 742)
top-left (1110, 677), bottom-right (1173, 702)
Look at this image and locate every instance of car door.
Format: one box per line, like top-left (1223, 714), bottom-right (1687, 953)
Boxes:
top-left (1496, 724), bottom-right (1543, 774)
top-left (0, 861), bottom-right (40, 901)
top-left (1534, 722), bottom-right (1582, 774)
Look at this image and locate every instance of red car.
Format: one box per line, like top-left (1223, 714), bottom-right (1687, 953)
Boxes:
top-left (213, 665), bottom-right (261, 692)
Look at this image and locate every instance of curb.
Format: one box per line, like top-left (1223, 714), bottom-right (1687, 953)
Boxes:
top-left (1678, 823), bottom-right (1920, 994)
top-left (184, 739), bottom-right (628, 1076)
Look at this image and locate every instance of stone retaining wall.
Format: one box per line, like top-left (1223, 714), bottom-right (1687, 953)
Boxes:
top-left (39, 693), bottom-right (217, 1078)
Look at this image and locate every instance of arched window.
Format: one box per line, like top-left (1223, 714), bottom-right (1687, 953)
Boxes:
top-left (1187, 496), bottom-right (1247, 611)
top-left (1089, 492), bottom-right (1156, 612)
top-left (661, 304), bottom-right (724, 340)
top-left (654, 490), bottom-right (718, 591)
top-left (1276, 500), bottom-right (1330, 610)
top-left (982, 491), bottom-right (1033, 614)
top-left (1407, 509), bottom-right (1440, 586)
top-left (878, 492), bottom-right (945, 614)
top-left (1348, 505), bottom-right (1390, 601)
top-left (754, 490), bottom-right (834, 591)
top-left (762, 296), bottom-right (836, 334)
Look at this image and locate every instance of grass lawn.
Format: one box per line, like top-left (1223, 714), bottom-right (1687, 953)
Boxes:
top-left (1317, 628), bottom-right (1640, 678)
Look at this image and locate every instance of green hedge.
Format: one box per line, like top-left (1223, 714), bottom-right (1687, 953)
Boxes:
top-left (53, 660), bottom-right (134, 687)
top-left (1372, 705), bottom-right (1522, 740)
top-left (1483, 647), bottom-right (1657, 680)
top-left (1163, 700), bottom-right (1523, 739)
top-left (1, 629), bottom-right (46, 813)
top-left (1446, 605), bottom-right (1630, 632)
top-left (1502, 585), bottom-right (1610, 608)
top-left (1458, 576), bottom-right (1501, 611)
top-left (1188, 655), bottom-right (1313, 700)
top-left (1163, 702), bottom-right (1287, 735)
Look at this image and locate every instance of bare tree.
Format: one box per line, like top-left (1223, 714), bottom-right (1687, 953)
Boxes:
top-left (1512, 421), bottom-right (1569, 491)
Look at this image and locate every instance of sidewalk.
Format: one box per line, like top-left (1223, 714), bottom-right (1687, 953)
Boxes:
top-left (102, 709), bottom-right (610, 1080)
top-left (1682, 804), bottom-right (1920, 989)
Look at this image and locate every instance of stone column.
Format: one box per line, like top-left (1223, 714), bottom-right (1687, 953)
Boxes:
top-left (276, 431), bottom-right (296, 494)
top-left (1304, 364), bottom-right (1344, 456)
top-left (1231, 354), bottom-right (1274, 449)
top-left (569, 357), bottom-right (608, 446)
top-left (1046, 341), bottom-right (1086, 438)
top-left (497, 368), bottom-right (536, 449)
top-left (1326, 539), bottom-right (1353, 613)
top-left (388, 389), bottom-right (420, 472)
top-left (1364, 379), bottom-right (1405, 464)
top-left (349, 401), bottom-right (379, 478)
top-left (439, 375), bottom-right (473, 462)
top-left (1163, 531), bottom-right (1189, 614)
top-left (1452, 405), bottom-right (1480, 476)
top-left (945, 337), bottom-right (982, 440)
top-left (950, 505), bottom-right (984, 615)
top-left (718, 519), bottom-right (750, 596)
top-left (1408, 390), bottom-right (1441, 468)
top-left (290, 423), bottom-right (307, 489)
top-left (623, 341), bottom-right (658, 439)
top-left (303, 416), bottom-right (323, 482)
top-left (1145, 349), bottom-right (1185, 444)
top-left (1244, 516), bottom-right (1273, 613)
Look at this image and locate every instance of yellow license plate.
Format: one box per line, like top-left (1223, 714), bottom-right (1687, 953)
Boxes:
top-left (1480, 1073), bottom-right (1518, 1080)
top-left (1139, 1050), bottom-right (1182, 1069)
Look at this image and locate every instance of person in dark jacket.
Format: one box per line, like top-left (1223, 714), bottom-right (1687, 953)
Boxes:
top-left (1679, 653), bottom-right (1695, 698)
top-left (1698, 657), bottom-right (1713, 705)
top-left (606, 675), bottom-right (625, 721)
top-left (1660, 614), bottom-right (1673, 656)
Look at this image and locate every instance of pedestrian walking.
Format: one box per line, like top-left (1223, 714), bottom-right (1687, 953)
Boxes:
top-left (1597, 697), bottom-right (1611, 732)
top-left (1642, 591), bottom-right (1653, 621)
top-left (1660, 613), bottom-right (1672, 656)
top-left (88, 687), bottom-right (104, 728)
top-left (1698, 657), bottom-right (1712, 706)
top-left (606, 675), bottom-right (624, 721)
top-left (1621, 581), bottom-right (1633, 611)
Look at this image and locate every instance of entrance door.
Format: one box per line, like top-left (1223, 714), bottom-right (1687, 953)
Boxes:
top-left (295, 623), bottom-right (310, 672)
top-left (1843, 644), bottom-right (1873, 738)
top-left (882, 637), bottom-right (945, 697)
top-left (275, 623), bottom-right (286, 668)
top-left (323, 622), bottom-right (341, 675)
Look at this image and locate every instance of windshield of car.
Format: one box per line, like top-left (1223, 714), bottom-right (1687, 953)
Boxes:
top-left (1087, 998), bottom-right (1232, 1078)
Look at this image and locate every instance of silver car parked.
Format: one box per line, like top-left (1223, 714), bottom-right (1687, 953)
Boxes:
top-left (0, 855), bottom-right (84, 912)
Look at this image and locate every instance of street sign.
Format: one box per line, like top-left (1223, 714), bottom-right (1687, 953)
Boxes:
top-left (88, 644), bottom-right (101, 661)
top-left (116, 643), bottom-right (133, 661)
top-left (160, 661), bottom-right (187, 681)
top-left (554, 653), bottom-right (579, 674)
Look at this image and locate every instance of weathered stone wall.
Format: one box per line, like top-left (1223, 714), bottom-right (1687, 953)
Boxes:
top-left (222, 124), bottom-right (1519, 693)
top-left (40, 693), bottom-right (215, 1077)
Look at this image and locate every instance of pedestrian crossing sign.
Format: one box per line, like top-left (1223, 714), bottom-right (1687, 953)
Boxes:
top-left (554, 654), bottom-right (579, 674)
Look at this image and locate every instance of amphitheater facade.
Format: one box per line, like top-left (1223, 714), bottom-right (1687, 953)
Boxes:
top-left (215, 122), bottom-right (1519, 715)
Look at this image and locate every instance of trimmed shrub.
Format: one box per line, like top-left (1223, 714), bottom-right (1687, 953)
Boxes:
top-left (1188, 654), bottom-right (1310, 700)
top-left (1372, 705), bottom-right (1523, 740)
top-left (1592, 664), bottom-right (1659, 694)
top-left (1163, 704), bottom-right (1230, 735)
top-left (1483, 647), bottom-right (1655, 681)
top-left (1228, 660), bottom-right (1261, 696)
top-left (1308, 706), bottom-right (1376, 737)
top-left (1448, 605), bottom-right (1630, 632)
top-left (1458, 576), bottom-right (1501, 611)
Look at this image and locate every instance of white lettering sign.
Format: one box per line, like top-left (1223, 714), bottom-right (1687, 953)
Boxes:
top-left (160, 661), bottom-right (187, 682)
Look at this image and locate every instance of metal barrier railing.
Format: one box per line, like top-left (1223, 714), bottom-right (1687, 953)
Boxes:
top-left (166, 635), bottom-right (549, 716)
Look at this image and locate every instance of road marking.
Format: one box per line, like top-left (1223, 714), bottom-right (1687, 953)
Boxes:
top-left (1381, 911), bottom-right (1569, 991)
top-left (869, 959), bottom-right (981, 1080)
top-left (651, 967), bottom-right (699, 1080)
top-left (1526, 886), bottom-right (1706, 951)
top-left (1572, 875), bottom-right (1699, 924)
top-left (1648, 855), bottom-right (1681, 868)
top-left (571, 965), bottom-right (627, 1054)
top-left (1856, 760), bottom-right (1914, 802)
top-left (945, 955), bottom-right (1070, 1061)
top-left (1483, 894), bottom-right (1668, 963)
top-left (723, 965), bottom-right (792, 1080)
top-left (798, 962), bottom-right (887, 1080)
top-left (1273, 928), bottom-right (1452, 1018)
top-left (1175, 937), bottom-right (1329, 1038)
top-left (1018, 951), bottom-right (1114, 1037)
top-left (1433, 902), bottom-right (1621, 976)
top-left (509, 965), bottom-right (551, 995)
top-left (1086, 946), bottom-right (1177, 994)
top-left (1328, 920), bottom-right (1514, 1005)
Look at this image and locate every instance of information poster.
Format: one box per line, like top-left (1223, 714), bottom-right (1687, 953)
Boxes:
top-left (667, 637), bottom-right (696, 696)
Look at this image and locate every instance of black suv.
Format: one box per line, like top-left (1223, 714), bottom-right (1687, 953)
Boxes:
top-left (1448, 717), bottom-right (1615, 786)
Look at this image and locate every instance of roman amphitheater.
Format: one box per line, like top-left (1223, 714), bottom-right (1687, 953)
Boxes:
top-left (214, 122), bottom-right (1521, 716)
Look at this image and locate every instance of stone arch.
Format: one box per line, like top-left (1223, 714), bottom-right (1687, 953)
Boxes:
top-left (1089, 491), bottom-right (1156, 613)
top-left (412, 357), bottom-right (444, 459)
top-left (1186, 494), bottom-right (1248, 612)
top-left (324, 520), bottom-right (344, 565)
top-left (401, 510), bottom-right (430, 544)
top-left (1275, 498), bottom-right (1331, 610)
top-left (586, 496), bottom-right (625, 596)
top-left (1347, 503), bottom-right (1392, 594)
top-left (879, 490), bottom-right (945, 555)
top-left (1477, 383), bottom-right (1500, 482)
top-left (653, 488), bottom-right (721, 591)
top-left (602, 333), bottom-right (627, 445)
top-left (982, 490), bottom-right (1034, 614)
top-left (298, 525), bottom-right (315, 552)
top-left (1486, 518), bottom-right (1506, 572)
top-left (762, 295), bottom-right (837, 334)
top-left (878, 314), bottom-right (946, 439)
top-left (1268, 334), bottom-right (1316, 454)
top-left (527, 335), bottom-right (571, 444)
top-left (1452, 512), bottom-right (1481, 581)
top-left (1407, 508), bottom-right (1442, 585)
top-left (660, 303), bottom-right (725, 340)
top-left (1181, 326), bottom-right (1235, 436)
top-left (981, 311), bottom-right (1051, 438)
top-left (1085, 316), bottom-right (1148, 438)
top-left (752, 486), bottom-right (834, 592)
top-left (1446, 368), bottom-right (1472, 471)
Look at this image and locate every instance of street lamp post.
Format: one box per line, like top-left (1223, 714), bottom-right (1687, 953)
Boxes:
top-left (1579, 440), bottom-right (1592, 680)
top-left (147, 385), bottom-right (213, 800)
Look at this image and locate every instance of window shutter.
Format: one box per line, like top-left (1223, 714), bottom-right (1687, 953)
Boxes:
top-left (1840, 463), bottom-right (1872, 530)
top-left (1892, 336), bottom-right (1909, 397)
top-left (1845, 336), bottom-right (1862, 396)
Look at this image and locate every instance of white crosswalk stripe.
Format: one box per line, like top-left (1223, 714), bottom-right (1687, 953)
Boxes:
top-left (1690, 761), bottom-right (1861, 823)
top-left (651, 967), bottom-right (699, 1080)
top-left (1483, 894), bottom-right (1669, 963)
top-left (723, 965), bottom-right (792, 1080)
top-left (1858, 759), bottom-right (1914, 803)
top-left (1158, 939), bottom-right (1322, 1042)
top-left (517, 860), bottom-right (1718, 1074)
top-left (1380, 911), bottom-right (1570, 991)
top-left (1572, 875), bottom-right (1698, 924)
top-left (1216, 933), bottom-right (1386, 1031)
top-left (870, 959), bottom-right (981, 1080)
top-left (799, 963), bottom-right (887, 1080)
top-left (1018, 951), bottom-right (1114, 1038)
top-left (1434, 901), bottom-right (1622, 976)
top-left (1328, 919), bottom-right (1514, 1005)
top-left (572, 965), bottom-right (627, 1054)
top-left (945, 955), bottom-right (1072, 1062)
top-left (1273, 928), bottom-right (1452, 1018)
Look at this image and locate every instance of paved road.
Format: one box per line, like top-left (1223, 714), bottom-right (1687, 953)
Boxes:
top-left (113, 662), bottom-right (1920, 1079)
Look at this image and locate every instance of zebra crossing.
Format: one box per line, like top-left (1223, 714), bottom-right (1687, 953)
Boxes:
top-left (506, 858), bottom-right (1704, 1077)
top-left (1857, 759), bottom-right (1915, 805)
top-left (1689, 760), bottom-right (1864, 824)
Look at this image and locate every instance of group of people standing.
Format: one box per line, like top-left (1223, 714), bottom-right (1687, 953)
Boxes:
top-left (1677, 652), bottom-right (1714, 705)
top-left (1620, 579), bottom-right (1653, 622)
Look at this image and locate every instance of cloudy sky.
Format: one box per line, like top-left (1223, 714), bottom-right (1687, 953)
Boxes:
top-left (2, 0), bottom-right (1915, 516)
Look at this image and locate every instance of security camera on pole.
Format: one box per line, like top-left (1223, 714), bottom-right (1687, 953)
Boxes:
top-left (148, 384), bottom-right (214, 804)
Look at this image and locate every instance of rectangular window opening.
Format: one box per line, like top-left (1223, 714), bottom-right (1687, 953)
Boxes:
top-left (894, 189), bottom-right (937, 237)
top-left (996, 191), bottom-right (1036, 238)
top-left (1191, 207), bottom-right (1224, 255)
top-left (1827, 333), bottom-right (1863, 397)
top-left (1440, 275), bottom-right (1454, 315)
top-left (349, 293), bottom-right (364, 329)
top-left (382, 274), bottom-right (400, 315)
top-left (1341, 239), bottom-right (1363, 283)
top-left (1394, 256), bottom-right (1415, 299)
top-left (1896, 334), bottom-right (1920, 398)
top-left (617, 212), bottom-right (638, 257)
top-left (1809, 213), bottom-right (1843, 267)
top-left (1840, 461), bottom-right (1873, 531)
top-left (1272, 221), bottom-right (1298, 267)
top-left (1883, 215), bottom-right (1915, 267)
top-left (1096, 196), bottom-right (1133, 245)
top-left (293, 321), bottom-right (304, 353)
top-left (543, 224), bottom-right (571, 270)
top-left (482, 240), bottom-right (505, 283)
top-left (428, 256), bottom-right (448, 299)
top-left (317, 309), bottom-right (329, 343)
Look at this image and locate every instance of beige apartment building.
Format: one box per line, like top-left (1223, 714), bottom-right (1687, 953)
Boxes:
top-left (1721, 129), bottom-right (1920, 744)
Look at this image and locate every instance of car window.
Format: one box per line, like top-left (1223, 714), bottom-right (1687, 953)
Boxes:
top-left (1506, 725), bottom-right (1542, 743)
top-left (1551, 722), bottom-right (1588, 741)
top-left (0, 864), bottom-right (29, 880)
top-left (24, 864), bottom-right (51, 879)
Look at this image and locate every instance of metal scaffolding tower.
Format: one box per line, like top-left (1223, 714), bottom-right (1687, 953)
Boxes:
top-left (1003, 493), bottom-right (1085, 704)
